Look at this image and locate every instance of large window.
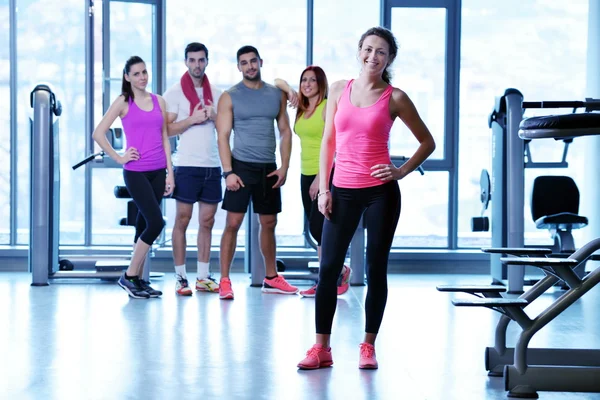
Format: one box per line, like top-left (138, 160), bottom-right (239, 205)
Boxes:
top-left (0, 0), bottom-right (9, 244)
top-left (91, 1), bottom-right (156, 245)
top-left (16, 0), bottom-right (86, 244)
top-left (457, 0), bottom-right (589, 248)
top-left (165, 0), bottom-right (307, 247)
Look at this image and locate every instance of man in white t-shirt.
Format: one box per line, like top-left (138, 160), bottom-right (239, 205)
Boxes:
top-left (164, 42), bottom-right (222, 296)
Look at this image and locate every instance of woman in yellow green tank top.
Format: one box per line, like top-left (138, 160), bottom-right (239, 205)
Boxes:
top-left (276, 66), bottom-right (351, 297)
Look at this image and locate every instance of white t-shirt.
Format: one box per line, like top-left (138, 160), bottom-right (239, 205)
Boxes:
top-left (163, 82), bottom-right (222, 167)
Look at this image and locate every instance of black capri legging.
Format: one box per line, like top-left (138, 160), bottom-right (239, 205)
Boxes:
top-left (300, 174), bottom-right (325, 246)
top-left (316, 181), bottom-right (401, 334)
top-left (123, 168), bottom-right (166, 245)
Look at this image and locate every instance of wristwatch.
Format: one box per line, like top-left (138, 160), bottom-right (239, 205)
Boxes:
top-left (222, 170), bottom-right (234, 179)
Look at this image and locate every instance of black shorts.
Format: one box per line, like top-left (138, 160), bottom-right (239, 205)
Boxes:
top-left (172, 166), bottom-right (223, 204)
top-left (221, 158), bottom-right (282, 215)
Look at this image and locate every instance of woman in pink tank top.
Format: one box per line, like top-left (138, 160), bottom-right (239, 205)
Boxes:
top-left (92, 56), bottom-right (174, 299)
top-left (297, 27), bottom-right (436, 370)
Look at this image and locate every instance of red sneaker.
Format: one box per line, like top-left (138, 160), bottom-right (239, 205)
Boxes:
top-left (262, 275), bottom-right (299, 294)
top-left (358, 342), bottom-right (378, 369)
top-left (337, 265), bottom-right (352, 295)
top-left (299, 284), bottom-right (317, 298)
top-left (297, 344), bottom-right (333, 370)
top-left (219, 277), bottom-right (234, 300)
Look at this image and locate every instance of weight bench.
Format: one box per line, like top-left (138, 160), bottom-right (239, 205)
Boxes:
top-left (438, 100), bottom-right (600, 398)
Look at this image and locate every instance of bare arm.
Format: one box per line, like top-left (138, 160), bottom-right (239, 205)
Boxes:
top-left (318, 80), bottom-right (345, 192)
top-left (158, 96), bottom-right (175, 195)
top-left (274, 78), bottom-right (299, 108)
top-left (92, 96), bottom-right (129, 164)
top-left (392, 88), bottom-right (436, 178)
top-left (276, 91), bottom-right (292, 171)
top-left (158, 96), bottom-right (174, 175)
top-left (166, 103), bottom-right (209, 137)
top-left (216, 92), bottom-right (234, 172)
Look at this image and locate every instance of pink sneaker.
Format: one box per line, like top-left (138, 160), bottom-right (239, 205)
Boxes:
top-left (300, 284), bottom-right (317, 297)
top-left (358, 342), bottom-right (378, 369)
top-left (337, 265), bottom-right (352, 295)
top-left (297, 344), bottom-right (333, 370)
top-left (262, 275), bottom-right (299, 294)
top-left (219, 277), bottom-right (234, 300)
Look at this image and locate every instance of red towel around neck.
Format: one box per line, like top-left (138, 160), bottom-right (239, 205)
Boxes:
top-left (180, 71), bottom-right (213, 116)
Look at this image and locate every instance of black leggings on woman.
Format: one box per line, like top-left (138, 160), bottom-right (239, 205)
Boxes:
top-left (300, 174), bottom-right (325, 245)
top-left (316, 181), bottom-right (401, 334)
top-left (123, 168), bottom-right (166, 245)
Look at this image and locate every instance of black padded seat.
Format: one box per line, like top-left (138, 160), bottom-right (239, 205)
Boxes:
top-left (114, 186), bottom-right (131, 199)
top-left (535, 212), bottom-right (588, 230)
top-left (519, 112), bottom-right (600, 139)
top-left (519, 113), bottom-right (600, 140)
top-left (531, 176), bottom-right (588, 231)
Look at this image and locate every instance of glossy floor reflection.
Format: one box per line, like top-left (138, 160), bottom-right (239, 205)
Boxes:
top-left (1, 272), bottom-right (600, 400)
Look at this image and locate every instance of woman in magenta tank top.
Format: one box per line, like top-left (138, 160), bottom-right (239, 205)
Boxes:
top-left (297, 27), bottom-right (436, 370)
top-left (92, 56), bottom-right (174, 299)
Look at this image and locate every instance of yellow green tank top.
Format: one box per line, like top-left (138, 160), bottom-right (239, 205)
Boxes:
top-left (294, 99), bottom-right (326, 175)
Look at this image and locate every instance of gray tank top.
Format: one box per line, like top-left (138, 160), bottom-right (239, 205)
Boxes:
top-left (228, 81), bottom-right (282, 163)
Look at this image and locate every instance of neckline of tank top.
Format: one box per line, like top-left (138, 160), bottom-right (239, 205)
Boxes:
top-left (300, 100), bottom-right (325, 120)
top-left (239, 81), bottom-right (269, 90)
top-left (130, 94), bottom-right (156, 113)
top-left (346, 80), bottom-right (391, 109)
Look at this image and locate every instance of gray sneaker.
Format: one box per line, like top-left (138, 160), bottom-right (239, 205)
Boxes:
top-left (118, 273), bottom-right (150, 299)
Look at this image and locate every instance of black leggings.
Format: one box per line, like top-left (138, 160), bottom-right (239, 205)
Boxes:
top-left (123, 168), bottom-right (166, 245)
top-left (316, 181), bottom-right (401, 334)
top-left (300, 174), bottom-right (325, 246)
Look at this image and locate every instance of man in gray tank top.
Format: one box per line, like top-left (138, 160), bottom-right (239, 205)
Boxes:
top-left (216, 45), bottom-right (298, 299)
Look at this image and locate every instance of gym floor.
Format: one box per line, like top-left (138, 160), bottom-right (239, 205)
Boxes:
top-left (1, 272), bottom-right (599, 400)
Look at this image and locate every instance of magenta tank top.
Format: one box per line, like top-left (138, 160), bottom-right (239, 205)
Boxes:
top-left (332, 80), bottom-right (393, 188)
top-left (121, 93), bottom-right (167, 172)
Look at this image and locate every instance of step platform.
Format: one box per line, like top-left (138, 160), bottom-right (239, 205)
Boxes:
top-left (482, 247), bottom-right (552, 256)
top-left (436, 285), bottom-right (507, 294)
top-left (499, 257), bottom-right (580, 267)
top-left (452, 298), bottom-right (528, 307)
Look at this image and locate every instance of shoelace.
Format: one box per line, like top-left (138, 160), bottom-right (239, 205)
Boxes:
top-left (306, 346), bottom-right (324, 357)
top-left (175, 275), bottom-right (189, 286)
top-left (139, 280), bottom-right (154, 291)
top-left (360, 344), bottom-right (375, 358)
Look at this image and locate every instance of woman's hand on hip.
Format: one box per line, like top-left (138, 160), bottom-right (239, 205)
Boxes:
top-left (118, 147), bottom-right (139, 165)
top-left (370, 163), bottom-right (403, 181)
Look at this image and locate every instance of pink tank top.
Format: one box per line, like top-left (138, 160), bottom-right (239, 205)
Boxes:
top-left (121, 93), bottom-right (167, 172)
top-left (332, 80), bottom-right (393, 188)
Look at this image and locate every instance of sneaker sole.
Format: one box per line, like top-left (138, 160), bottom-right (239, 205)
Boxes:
top-left (118, 281), bottom-right (149, 299)
top-left (262, 288), bottom-right (299, 294)
top-left (176, 291), bottom-right (193, 296)
top-left (298, 361), bottom-right (333, 370)
top-left (219, 293), bottom-right (234, 300)
top-left (299, 293), bottom-right (316, 298)
top-left (196, 287), bottom-right (219, 293)
top-left (359, 364), bottom-right (378, 370)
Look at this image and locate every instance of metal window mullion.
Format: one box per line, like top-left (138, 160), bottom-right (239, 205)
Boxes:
top-left (9, 0), bottom-right (17, 245)
top-left (84, 0), bottom-right (95, 246)
top-left (446, 0), bottom-right (461, 249)
top-left (307, 0), bottom-right (313, 66)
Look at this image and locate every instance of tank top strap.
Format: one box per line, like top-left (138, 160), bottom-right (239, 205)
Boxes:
top-left (150, 93), bottom-right (160, 109)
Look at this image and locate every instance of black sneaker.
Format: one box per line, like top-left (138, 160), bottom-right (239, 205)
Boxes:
top-left (139, 279), bottom-right (163, 298)
top-left (118, 273), bottom-right (150, 299)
